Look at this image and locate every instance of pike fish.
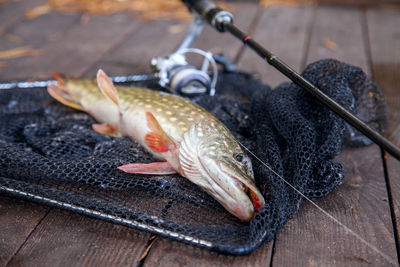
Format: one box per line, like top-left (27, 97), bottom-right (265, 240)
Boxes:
top-left (47, 69), bottom-right (265, 221)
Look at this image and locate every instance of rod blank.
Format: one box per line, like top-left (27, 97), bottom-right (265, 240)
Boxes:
top-left (181, 0), bottom-right (400, 161)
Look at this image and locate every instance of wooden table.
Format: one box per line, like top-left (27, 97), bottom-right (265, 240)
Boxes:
top-left (0, 1), bottom-right (399, 266)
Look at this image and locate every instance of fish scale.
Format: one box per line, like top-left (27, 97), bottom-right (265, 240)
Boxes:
top-left (47, 70), bottom-right (265, 221)
top-left (117, 86), bottom-right (216, 142)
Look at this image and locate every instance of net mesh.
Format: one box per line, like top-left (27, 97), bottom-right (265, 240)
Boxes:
top-left (0, 59), bottom-right (387, 254)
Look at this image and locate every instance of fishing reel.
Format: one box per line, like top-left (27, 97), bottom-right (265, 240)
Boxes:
top-left (151, 17), bottom-right (235, 97)
top-left (151, 47), bottom-right (218, 96)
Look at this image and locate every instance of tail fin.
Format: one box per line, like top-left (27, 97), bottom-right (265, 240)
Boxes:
top-left (47, 72), bottom-right (83, 111)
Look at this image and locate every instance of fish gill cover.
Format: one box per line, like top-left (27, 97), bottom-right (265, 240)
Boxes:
top-left (0, 59), bottom-right (387, 254)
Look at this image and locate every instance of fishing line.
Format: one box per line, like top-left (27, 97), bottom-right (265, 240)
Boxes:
top-left (235, 139), bottom-right (397, 265)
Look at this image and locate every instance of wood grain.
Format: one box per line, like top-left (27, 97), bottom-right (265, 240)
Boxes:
top-left (1, 9), bottom-right (152, 266)
top-left (85, 3), bottom-right (257, 76)
top-left (306, 7), bottom-right (369, 73)
top-left (142, 5), bottom-right (310, 265)
top-left (7, 210), bottom-right (151, 267)
top-left (138, 4), bottom-right (274, 265)
top-left (0, 0), bottom-right (45, 34)
top-left (368, 10), bottom-right (400, 252)
top-left (386, 155), bottom-right (400, 243)
top-left (191, 3), bottom-right (259, 66)
top-left (0, 7), bottom-right (83, 265)
top-left (367, 7), bottom-right (400, 253)
top-left (0, 13), bottom-right (142, 80)
top-left (0, 12), bottom-right (80, 52)
top-left (271, 146), bottom-right (397, 266)
top-left (271, 6), bottom-right (397, 266)
top-left (84, 18), bottom-right (189, 76)
top-left (237, 6), bottom-right (313, 87)
top-left (367, 9), bottom-right (400, 146)
top-left (1, 4), bottom-right (398, 266)
top-left (0, 196), bottom-right (49, 266)
top-left (316, 0), bottom-right (400, 8)
top-left (144, 237), bottom-right (273, 267)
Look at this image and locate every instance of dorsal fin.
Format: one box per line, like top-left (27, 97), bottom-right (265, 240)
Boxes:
top-left (96, 69), bottom-right (119, 106)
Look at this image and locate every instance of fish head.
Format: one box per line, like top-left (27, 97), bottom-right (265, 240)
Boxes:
top-left (179, 120), bottom-right (265, 222)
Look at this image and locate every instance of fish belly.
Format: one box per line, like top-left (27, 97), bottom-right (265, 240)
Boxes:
top-left (120, 110), bottom-right (166, 160)
top-left (88, 100), bottom-right (120, 126)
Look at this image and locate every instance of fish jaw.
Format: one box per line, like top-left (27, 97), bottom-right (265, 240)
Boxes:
top-left (198, 157), bottom-right (257, 221)
top-left (218, 160), bottom-right (265, 213)
top-left (179, 120), bottom-right (265, 222)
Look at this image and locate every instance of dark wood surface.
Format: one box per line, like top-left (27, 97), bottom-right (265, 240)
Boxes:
top-left (7, 210), bottom-right (151, 267)
top-left (0, 196), bottom-right (49, 266)
top-left (306, 7), bottom-right (369, 73)
top-left (272, 146), bottom-right (396, 266)
top-left (0, 0), bottom-right (45, 34)
top-left (271, 6), bottom-right (397, 266)
top-left (366, 9), bottom-right (400, 257)
top-left (387, 155), bottom-right (400, 242)
top-left (237, 6), bottom-right (313, 87)
top-left (0, 1), bottom-right (399, 266)
top-left (367, 9), bottom-right (400, 147)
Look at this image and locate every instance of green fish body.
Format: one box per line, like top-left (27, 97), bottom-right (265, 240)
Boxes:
top-left (47, 70), bottom-right (265, 221)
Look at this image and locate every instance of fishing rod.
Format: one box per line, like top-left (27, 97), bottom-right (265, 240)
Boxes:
top-left (182, 0), bottom-right (400, 161)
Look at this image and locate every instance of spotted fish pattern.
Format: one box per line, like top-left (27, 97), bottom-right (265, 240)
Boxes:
top-left (47, 70), bottom-right (265, 221)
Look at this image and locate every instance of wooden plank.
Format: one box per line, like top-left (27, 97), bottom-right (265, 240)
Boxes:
top-left (316, 0), bottom-right (400, 8)
top-left (386, 155), bottom-right (400, 242)
top-left (229, 0), bottom-right (400, 8)
top-left (271, 146), bottom-right (397, 266)
top-left (1, 10), bottom-right (152, 266)
top-left (0, 12), bottom-right (142, 80)
top-left (367, 8), bottom-right (400, 252)
top-left (271, 7), bottom-right (398, 266)
top-left (0, 12), bottom-right (80, 52)
top-left (138, 4), bottom-right (274, 266)
top-left (306, 6), bottom-right (369, 73)
top-left (367, 9), bottom-right (400, 146)
top-left (85, 2), bottom-right (257, 78)
top-left (0, 13), bottom-right (80, 76)
top-left (0, 196), bottom-right (49, 266)
top-left (0, 8), bottom-right (81, 266)
top-left (84, 18), bottom-right (189, 76)
top-left (237, 6), bottom-right (313, 87)
top-left (0, 0), bottom-right (45, 34)
top-left (191, 3), bottom-right (259, 64)
top-left (143, 237), bottom-right (273, 267)
top-left (141, 5), bottom-right (313, 265)
top-left (7, 210), bottom-right (150, 266)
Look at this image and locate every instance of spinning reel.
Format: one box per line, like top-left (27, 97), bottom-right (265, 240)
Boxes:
top-left (152, 47), bottom-right (217, 96)
top-left (151, 17), bottom-right (234, 96)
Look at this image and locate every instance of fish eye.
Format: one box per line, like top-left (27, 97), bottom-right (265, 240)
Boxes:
top-left (234, 153), bottom-right (244, 162)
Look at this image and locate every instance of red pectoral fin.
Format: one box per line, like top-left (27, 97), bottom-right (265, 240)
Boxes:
top-left (145, 112), bottom-right (176, 153)
top-left (145, 132), bottom-right (173, 153)
top-left (117, 162), bottom-right (177, 175)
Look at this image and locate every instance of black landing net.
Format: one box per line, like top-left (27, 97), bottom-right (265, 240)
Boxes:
top-left (0, 59), bottom-right (387, 254)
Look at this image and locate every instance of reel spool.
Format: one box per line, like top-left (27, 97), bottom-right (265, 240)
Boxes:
top-left (151, 48), bottom-right (218, 96)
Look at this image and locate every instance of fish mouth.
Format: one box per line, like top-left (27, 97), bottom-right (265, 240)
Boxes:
top-left (229, 175), bottom-right (265, 213)
top-left (210, 161), bottom-right (265, 221)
